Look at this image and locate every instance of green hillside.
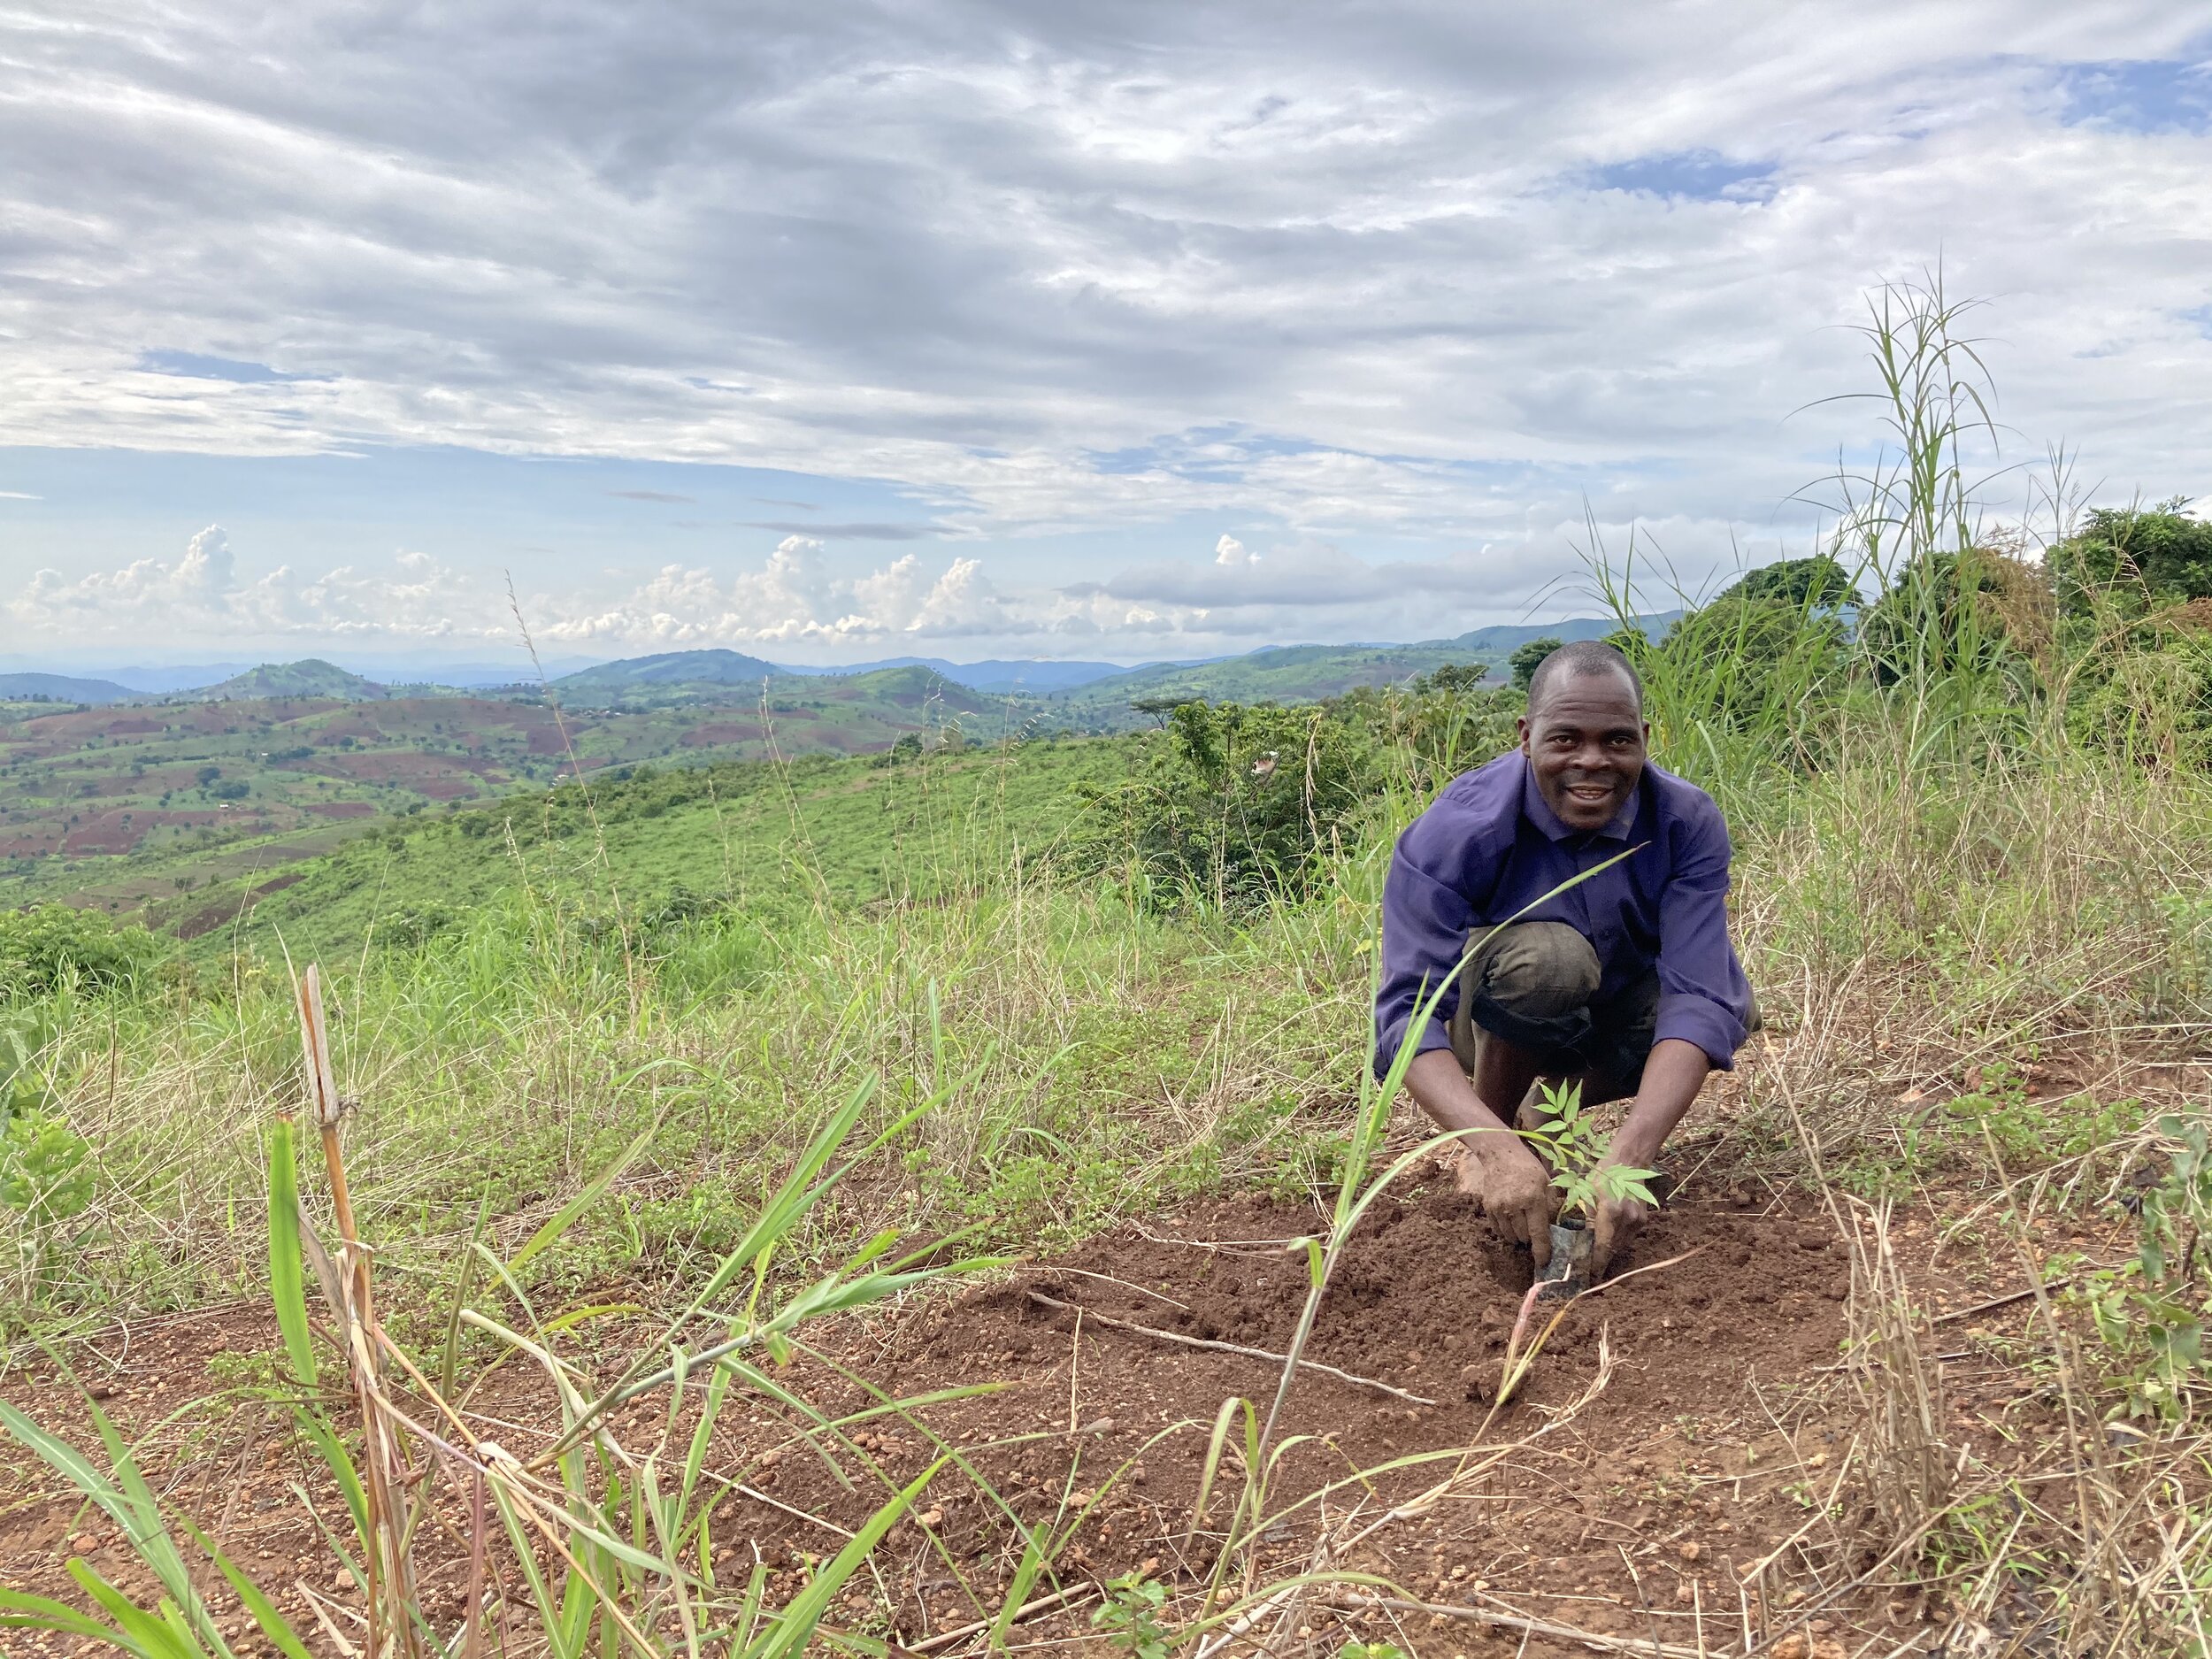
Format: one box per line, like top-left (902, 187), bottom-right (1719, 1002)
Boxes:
top-left (198, 658), bottom-right (390, 700)
top-left (553, 648), bottom-right (785, 702)
top-left (1046, 640), bottom-right (1502, 720)
top-left (155, 735), bottom-right (1130, 964)
top-left (0, 676), bottom-right (1043, 918)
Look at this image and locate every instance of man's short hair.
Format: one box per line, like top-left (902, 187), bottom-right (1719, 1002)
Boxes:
top-left (1525, 639), bottom-right (1643, 715)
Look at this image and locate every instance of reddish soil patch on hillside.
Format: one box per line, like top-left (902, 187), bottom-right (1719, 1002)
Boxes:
top-left (312, 753), bottom-right (486, 792)
top-left (301, 801), bottom-right (377, 819)
top-left (60, 810), bottom-right (153, 854)
top-left (1, 1169), bottom-right (2110, 1657)
top-left (173, 872), bottom-right (304, 939)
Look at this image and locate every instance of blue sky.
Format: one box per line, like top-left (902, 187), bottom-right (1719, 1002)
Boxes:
top-left (2, 5), bottom-right (2208, 669)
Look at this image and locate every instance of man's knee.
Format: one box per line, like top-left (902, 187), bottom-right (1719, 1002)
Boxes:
top-left (1448, 922), bottom-right (1602, 1068)
top-left (1472, 922), bottom-right (1601, 1019)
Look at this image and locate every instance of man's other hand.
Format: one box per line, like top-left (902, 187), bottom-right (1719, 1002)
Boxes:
top-left (1588, 1181), bottom-right (1653, 1280)
top-left (1473, 1142), bottom-right (1556, 1269)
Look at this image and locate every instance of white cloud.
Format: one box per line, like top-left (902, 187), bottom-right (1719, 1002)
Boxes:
top-left (3, 6), bottom-right (2210, 656)
top-left (7, 526), bottom-right (492, 644)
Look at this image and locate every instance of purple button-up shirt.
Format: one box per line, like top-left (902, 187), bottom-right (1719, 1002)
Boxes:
top-left (1374, 749), bottom-right (1752, 1078)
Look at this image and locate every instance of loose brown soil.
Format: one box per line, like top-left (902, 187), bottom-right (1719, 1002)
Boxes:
top-left (3, 1161), bottom-right (2130, 1659)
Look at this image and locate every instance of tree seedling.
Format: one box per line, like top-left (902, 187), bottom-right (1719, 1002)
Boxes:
top-left (1517, 1078), bottom-right (1659, 1296)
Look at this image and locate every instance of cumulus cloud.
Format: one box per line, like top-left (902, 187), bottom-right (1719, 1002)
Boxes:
top-left (0, 513), bottom-right (1768, 660)
top-left (7, 526), bottom-right (492, 643)
top-left (3, 5), bottom-right (2210, 655)
top-left (536, 536), bottom-right (1019, 647)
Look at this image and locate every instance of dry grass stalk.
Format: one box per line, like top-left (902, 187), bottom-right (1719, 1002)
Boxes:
top-left (1839, 1198), bottom-right (1950, 1558)
top-left (296, 964), bottom-right (424, 1659)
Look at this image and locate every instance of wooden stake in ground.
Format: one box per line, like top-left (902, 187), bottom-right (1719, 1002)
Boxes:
top-left (296, 964), bottom-right (423, 1659)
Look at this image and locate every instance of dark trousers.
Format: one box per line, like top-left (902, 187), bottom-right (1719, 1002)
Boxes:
top-left (1446, 921), bottom-right (1662, 1093)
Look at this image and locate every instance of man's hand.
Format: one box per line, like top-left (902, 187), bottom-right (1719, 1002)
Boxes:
top-left (1587, 1175), bottom-right (1653, 1281)
top-left (1473, 1141), bottom-right (1556, 1269)
top-left (1402, 1048), bottom-right (1557, 1267)
top-left (1586, 1039), bottom-right (1710, 1279)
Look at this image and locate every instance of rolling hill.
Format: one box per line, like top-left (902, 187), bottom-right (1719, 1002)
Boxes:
top-left (197, 659), bottom-right (391, 701)
top-left (0, 672), bottom-right (135, 704)
top-left (0, 618), bottom-right (1664, 921)
top-left (779, 657), bottom-right (1135, 692)
top-left (0, 665), bottom-right (1017, 917)
top-left (552, 649), bottom-right (784, 702)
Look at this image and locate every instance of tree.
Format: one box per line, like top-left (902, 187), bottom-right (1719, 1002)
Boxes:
top-left (2047, 503), bottom-right (2212, 618)
top-left (1414, 663), bottom-right (1491, 695)
top-left (195, 764), bottom-right (222, 786)
top-left (1508, 637), bottom-right (1565, 692)
top-left (1128, 693), bottom-right (1192, 727)
top-left (1717, 554), bottom-right (1859, 609)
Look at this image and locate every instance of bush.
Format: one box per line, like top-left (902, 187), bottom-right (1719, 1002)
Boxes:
top-left (1639, 593), bottom-right (1851, 733)
top-left (0, 905), bottom-right (168, 1000)
top-left (1073, 699), bottom-right (1376, 908)
top-left (1857, 544), bottom-right (2052, 690)
top-left (2048, 503), bottom-right (2212, 619)
top-left (2068, 641), bottom-right (2212, 772)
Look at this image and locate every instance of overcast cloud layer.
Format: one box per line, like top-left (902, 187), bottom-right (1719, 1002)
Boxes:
top-left (3, 3), bottom-right (2209, 662)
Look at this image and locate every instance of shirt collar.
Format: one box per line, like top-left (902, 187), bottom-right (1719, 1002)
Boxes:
top-left (1517, 752), bottom-right (1639, 844)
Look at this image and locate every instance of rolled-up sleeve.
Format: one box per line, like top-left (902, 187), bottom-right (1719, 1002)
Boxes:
top-left (1652, 810), bottom-right (1754, 1070)
top-left (1374, 843), bottom-right (1477, 1079)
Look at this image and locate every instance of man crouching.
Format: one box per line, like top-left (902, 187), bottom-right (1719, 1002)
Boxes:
top-left (1374, 641), bottom-right (1754, 1280)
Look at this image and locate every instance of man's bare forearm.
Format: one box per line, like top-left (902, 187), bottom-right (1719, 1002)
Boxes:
top-left (1607, 1038), bottom-right (1709, 1168)
top-left (1402, 1048), bottom-right (1518, 1148)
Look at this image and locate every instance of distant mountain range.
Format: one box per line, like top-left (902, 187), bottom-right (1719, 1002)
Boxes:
top-left (775, 657), bottom-right (1137, 692)
top-left (2, 615), bottom-right (1665, 717)
top-left (0, 672), bottom-right (139, 704)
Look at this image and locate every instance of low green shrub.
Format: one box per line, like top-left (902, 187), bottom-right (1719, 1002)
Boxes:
top-left (0, 903), bottom-right (168, 999)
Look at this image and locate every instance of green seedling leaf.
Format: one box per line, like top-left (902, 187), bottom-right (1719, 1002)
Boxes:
top-left (65, 1563), bottom-right (205, 1659)
top-left (196, 1537), bottom-right (316, 1659)
top-left (289, 1411), bottom-right (369, 1550)
top-left (265, 1118), bottom-right (316, 1391)
top-left (0, 1587), bottom-right (130, 1647)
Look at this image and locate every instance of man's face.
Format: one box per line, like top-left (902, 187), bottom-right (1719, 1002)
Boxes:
top-left (1517, 671), bottom-right (1648, 833)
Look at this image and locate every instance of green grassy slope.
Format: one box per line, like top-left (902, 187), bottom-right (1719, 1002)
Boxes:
top-left (196, 659), bottom-right (391, 700)
top-left (157, 735), bottom-right (1134, 964)
top-left (551, 647), bottom-right (783, 697)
